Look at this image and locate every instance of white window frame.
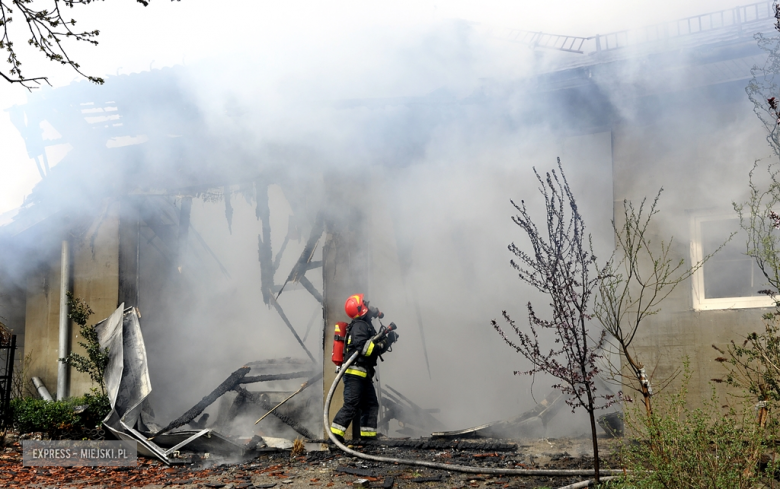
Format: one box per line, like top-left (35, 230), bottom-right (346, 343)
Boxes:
top-left (690, 213), bottom-right (775, 311)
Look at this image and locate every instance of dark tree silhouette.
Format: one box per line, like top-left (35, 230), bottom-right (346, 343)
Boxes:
top-left (492, 158), bottom-right (612, 482)
top-left (1, 0), bottom-right (175, 89)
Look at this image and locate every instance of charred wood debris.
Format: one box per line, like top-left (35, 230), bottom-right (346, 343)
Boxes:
top-left (130, 355), bottom-right (614, 472)
top-left (144, 357), bottom-right (454, 454)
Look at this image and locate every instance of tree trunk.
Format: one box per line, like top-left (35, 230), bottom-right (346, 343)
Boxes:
top-left (624, 348), bottom-right (653, 417)
top-left (641, 385), bottom-right (652, 417)
top-left (580, 317), bottom-right (600, 483)
top-left (586, 400), bottom-right (600, 483)
top-left (758, 404), bottom-right (768, 427)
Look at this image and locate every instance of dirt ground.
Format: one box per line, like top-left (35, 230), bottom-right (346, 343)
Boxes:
top-left (0, 432), bottom-right (622, 488)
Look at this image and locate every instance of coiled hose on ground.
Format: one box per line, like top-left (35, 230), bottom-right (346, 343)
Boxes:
top-left (324, 351), bottom-right (623, 485)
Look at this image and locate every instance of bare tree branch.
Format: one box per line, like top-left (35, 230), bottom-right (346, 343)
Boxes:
top-left (1, 0), bottom-right (177, 90)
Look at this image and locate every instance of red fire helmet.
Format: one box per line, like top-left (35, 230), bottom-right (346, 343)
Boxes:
top-left (344, 294), bottom-right (369, 319)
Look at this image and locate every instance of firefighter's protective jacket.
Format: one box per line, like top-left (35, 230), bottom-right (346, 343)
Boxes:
top-left (344, 317), bottom-right (390, 378)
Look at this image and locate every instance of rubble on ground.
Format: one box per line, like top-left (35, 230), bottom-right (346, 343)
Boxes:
top-left (0, 429), bottom-right (622, 489)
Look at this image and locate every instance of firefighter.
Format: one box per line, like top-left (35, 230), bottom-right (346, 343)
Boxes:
top-left (330, 293), bottom-right (399, 442)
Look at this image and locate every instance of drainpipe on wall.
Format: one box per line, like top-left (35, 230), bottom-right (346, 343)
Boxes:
top-left (57, 239), bottom-right (70, 400)
top-left (32, 377), bottom-right (54, 401)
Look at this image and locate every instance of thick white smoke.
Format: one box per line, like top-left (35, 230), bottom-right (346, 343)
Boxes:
top-left (1, 1), bottom-right (773, 440)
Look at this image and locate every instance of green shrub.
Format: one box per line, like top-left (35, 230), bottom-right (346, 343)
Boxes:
top-left (613, 362), bottom-right (777, 489)
top-left (11, 398), bottom-right (79, 434)
top-left (11, 392), bottom-right (111, 436)
top-left (61, 293), bottom-right (109, 396)
top-left (80, 390), bottom-right (110, 428)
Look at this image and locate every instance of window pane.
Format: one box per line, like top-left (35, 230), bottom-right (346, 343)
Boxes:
top-left (701, 219), bottom-right (763, 299)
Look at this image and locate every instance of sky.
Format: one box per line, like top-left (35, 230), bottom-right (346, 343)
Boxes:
top-left (0, 0), bottom-right (755, 215)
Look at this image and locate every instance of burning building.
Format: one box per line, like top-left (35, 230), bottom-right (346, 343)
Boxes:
top-left (0, 1), bottom-right (777, 443)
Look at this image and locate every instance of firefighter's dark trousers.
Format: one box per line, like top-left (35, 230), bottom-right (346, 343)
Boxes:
top-left (330, 372), bottom-right (379, 439)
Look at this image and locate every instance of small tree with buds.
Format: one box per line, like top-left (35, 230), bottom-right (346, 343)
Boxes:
top-left (492, 158), bottom-right (613, 483)
top-left (734, 161), bottom-right (780, 296)
top-left (715, 3), bottom-right (780, 428)
top-left (747, 34), bottom-right (780, 156)
top-left (711, 161), bottom-right (780, 426)
top-left (746, 2), bottom-right (780, 154)
top-left (595, 189), bottom-right (722, 419)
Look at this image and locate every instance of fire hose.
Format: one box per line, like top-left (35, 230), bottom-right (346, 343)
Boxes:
top-left (324, 349), bottom-right (624, 482)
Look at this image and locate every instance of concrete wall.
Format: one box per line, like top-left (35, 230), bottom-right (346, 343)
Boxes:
top-left (69, 201), bottom-right (121, 396)
top-left (24, 201), bottom-right (120, 399)
top-left (24, 258), bottom-right (61, 398)
top-left (611, 91), bottom-right (772, 405)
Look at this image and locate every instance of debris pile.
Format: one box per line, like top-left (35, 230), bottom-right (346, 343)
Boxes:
top-left (95, 305), bottom-right (323, 464)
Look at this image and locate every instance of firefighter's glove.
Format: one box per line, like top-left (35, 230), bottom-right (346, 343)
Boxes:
top-left (387, 331), bottom-right (399, 344)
